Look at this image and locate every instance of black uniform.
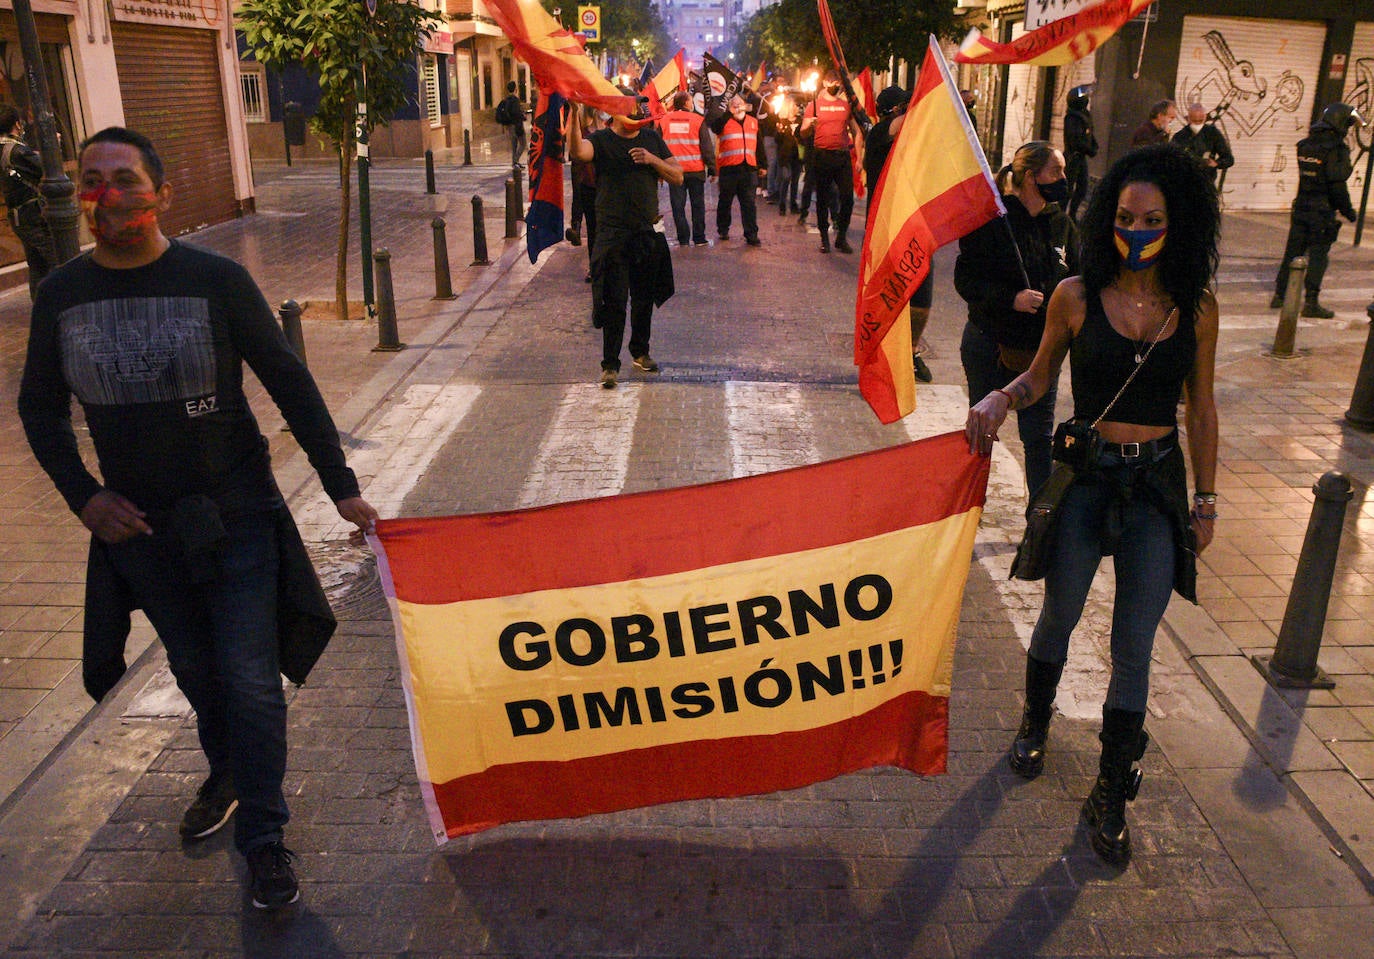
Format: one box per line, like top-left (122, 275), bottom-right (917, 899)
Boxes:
top-left (1273, 120), bottom-right (1357, 304)
top-left (1063, 104), bottom-right (1097, 221)
top-left (1, 134), bottom-right (58, 296)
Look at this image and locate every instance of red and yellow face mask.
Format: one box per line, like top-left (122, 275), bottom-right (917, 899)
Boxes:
top-left (79, 183), bottom-right (161, 248)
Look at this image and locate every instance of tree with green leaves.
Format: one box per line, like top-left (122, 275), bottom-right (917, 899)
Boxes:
top-left (238, 0), bottom-right (442, 321)
top-left (540, 0), bottom-right (670, 68)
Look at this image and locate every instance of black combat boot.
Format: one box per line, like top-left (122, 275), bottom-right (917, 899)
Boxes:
top-left (1301, 295), bottom-right (1335, 319)
top-left (1008, 656), bottom-right (1065, 778)
top-left (1082, 707), bottom-right (1148, 865)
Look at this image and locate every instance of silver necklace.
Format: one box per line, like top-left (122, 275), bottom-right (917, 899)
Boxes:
top-left (1132, 307), bottom-right (1176, 365)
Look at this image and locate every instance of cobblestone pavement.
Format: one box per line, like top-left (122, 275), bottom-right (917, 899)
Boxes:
top-left (0, 161), bottom-right (1372, 957)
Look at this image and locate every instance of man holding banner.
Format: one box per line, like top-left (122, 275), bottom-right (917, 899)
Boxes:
top-left (708, 94), bottom-right (763, 246)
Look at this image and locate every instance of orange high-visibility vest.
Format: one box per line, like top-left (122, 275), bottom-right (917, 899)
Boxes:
top-left (660, 110), bottom-right (705, 173)
top-left (717, 114), bottom-right (758, 168)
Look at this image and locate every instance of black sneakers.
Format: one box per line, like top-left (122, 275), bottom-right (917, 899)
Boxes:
top-left (913, 355), bottom-right (933, 383)
top-left (179, 774), bottom-right (238, 841)
top-left (247, 841), bottom-right (299, 909)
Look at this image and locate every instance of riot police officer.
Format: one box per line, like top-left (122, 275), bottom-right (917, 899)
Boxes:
top-left (1063, 85), bottom-right (1097, 221)
top-left (1271, 103), bottom-right (1362, 318)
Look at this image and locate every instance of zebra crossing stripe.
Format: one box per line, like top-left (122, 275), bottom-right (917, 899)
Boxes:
top-left (517, 383), bottom-right (642, 509)
top-left (724, 381), bottom-right (819, 479)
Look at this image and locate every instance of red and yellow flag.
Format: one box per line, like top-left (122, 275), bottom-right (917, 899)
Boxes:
top-left (647, 48), bottom-right (688, 117)
top-left (484, 0), bottom-right (635, 114)
top-left (856, 36), bottom-right (1004, 424)
top-left (372, 432), bottom-right (989, 842)
top-left (955, 0), bottom-right (1154, 66)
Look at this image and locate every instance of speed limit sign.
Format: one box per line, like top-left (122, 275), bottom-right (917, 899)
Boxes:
top-left (577, 5), bottom-right (600, 42)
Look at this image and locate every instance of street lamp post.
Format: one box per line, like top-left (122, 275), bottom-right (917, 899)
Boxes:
top-left (10, 0), bottom-right (79, 263)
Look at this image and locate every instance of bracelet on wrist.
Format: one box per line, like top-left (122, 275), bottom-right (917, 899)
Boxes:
top-left (1193, 492), bottom-right (1218, 505)
top-left (993, 388), bottom-right (1016, 410)
top-left (1192, 508), bottom-right (1218, 521)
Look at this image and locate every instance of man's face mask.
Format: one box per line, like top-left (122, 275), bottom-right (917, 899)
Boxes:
top-left (1113, 225), bottom-right (1167, 271)
top-left (826, 84), bottom-right (841, 96)
top-left (79, 183), bottom-right (161, 247)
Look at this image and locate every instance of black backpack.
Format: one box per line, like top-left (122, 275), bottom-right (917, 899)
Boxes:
top-left (496, 98), bottom-right (517, 126)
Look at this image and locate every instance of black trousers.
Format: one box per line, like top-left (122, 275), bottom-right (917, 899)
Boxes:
top-left (813, 149), bottom-right (854, 239)
top-left (1275, 206), bottom-right (1340, 298)
top-left (716, 165), bottom-right (759, 241)
top-left (594, 240), bottom-right (656, 370)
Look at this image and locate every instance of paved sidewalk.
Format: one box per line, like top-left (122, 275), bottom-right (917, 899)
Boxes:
top-left (0, 166), bottom-right (1371, 957)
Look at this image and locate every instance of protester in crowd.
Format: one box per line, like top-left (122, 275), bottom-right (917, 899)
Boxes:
top-left (1063, 85), bottom-right (1098, 221)
top-left (0, 106), bottom-right (59, 296)
top-left (658, 92), bottom-right (713, 247)
top-left (17, 126), bottom-right (379, 909)
top-left (567, 99), bottom-right (682, 388)
top-left (1171, 102), bottom-right (1233, 188)
top-left (864, 85), bottom-right (933, 384)
top-left (799, 69), bottom-right (861, 254)
top-left (758, 81), bottom-right (782, 203)
top-left (773, 94), bottom-right (802, 216)
top-left (1129, 99), bottom-right (1177, 147)
top-left (1271, 103), bottom-right (1362, 318)
top-left (566, 107), bottom-right (602, 281)
top-left (707, 94), bottom-right (762, 246)
top-left (496, 81), bottom-right (526, 169)
top-left (966, 143), bottom-right (1220, 867)
top-left (955, 141), bottom-right (1078, 496)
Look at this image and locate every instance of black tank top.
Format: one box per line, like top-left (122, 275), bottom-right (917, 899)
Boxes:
top-left (1071, 289), bottom-right (1196, 427)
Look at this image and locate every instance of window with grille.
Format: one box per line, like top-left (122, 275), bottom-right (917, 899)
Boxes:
top-left (240, 64), bottom-right (266, 123)
top-left (422, 54), bottom-right (441, 127)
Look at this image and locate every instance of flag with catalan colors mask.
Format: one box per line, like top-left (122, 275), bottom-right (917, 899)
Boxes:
top-left (371, 431), bottom-right (989, 842)
top-left (955, 0), bottom-right (1154, 66)
top-left (856, 36), bottom-right (1005, 423)
top-left (484, 0), bottom-right (636, 115)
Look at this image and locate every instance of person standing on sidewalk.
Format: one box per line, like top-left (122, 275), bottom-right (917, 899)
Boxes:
top-left (1129, 99), bottom-right (1177, 148)
top-left (1063, 85), bottom-right (1097, 221)
top-left (659, 92), bottom-right (713, 247)
top-left (708, 94), bottom-right (762, 246)
top-left (0, 106), bottom-right (59, 296)
top-left (955, 141), bottom-right (1078, 496)
top-left (800, 70), bottom-right (861, 254)
top-left (965, 143), bottom-right (1220, 867)
top-left (1270, 102), bottom-right (1361, 318)
top-left (1171, 102), bottom-right (1233, 190)
top-left (496, 81), bottom-right (527, 169)
top-left (17, 126), bottom-right (379, 910)
top-left (567, 99), bottom-right (682, 388)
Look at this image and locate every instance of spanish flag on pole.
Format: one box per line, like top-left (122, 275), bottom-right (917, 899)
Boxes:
top-left (856, 36), bottom-right (1004, 424)
top-left (484, 0), bottom-right (635, 115)
top-left (955, 0), bottom-right (1154, 67)
top-left (371, 432), bottom-right (989, 842)
top-left (646, 49), bottom-right (688, 117)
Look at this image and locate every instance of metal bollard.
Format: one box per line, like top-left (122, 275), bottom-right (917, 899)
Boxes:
top-left (1345, 301), bottom-right (1374, 430)
top-left (504, 179), bottom-right (519, 238)
top-left (431, 217), bottom-right (456, 300)
top-left (1253, 471), bottom-right (1353, 689)
top-left (463, 129), bottom-right (472, 167)
top-left (371, 249), bottom-right (405, 352)
top-left (471, 195), bottom-right (490, 265)
top-left (424, 149), bottom-right (436, 195)
top-left (278, 299), bottom-right (307, 367)
top-left (1268, 257), bottom-right (1307, 358)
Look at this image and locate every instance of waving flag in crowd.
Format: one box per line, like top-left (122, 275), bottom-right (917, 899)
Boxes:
top-left (701, 52), bottom-right (744, 114)
top-left (638, 59), bottom-right (654, 89)
top-left (856, 36), bottom-right (1004, 423)
top-left (525, 91), bottom-right (567, 264)
top-left (955, 0), bottom-right (1154, 66)
top-left (750, 61), bottom-right (767, 91)
top-left (484, 0), bottom-right (635, 115)
top-left (646, 49), bottom-right (688, 117)
top-left (372, 431), bottom-right (989, 842)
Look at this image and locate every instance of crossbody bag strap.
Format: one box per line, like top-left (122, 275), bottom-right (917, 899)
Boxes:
top-left (1087, 306), bottom-right (1177, 430)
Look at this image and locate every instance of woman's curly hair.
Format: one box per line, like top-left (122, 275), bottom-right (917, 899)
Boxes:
top-left (1079, 143), bottom-right (1220, 324)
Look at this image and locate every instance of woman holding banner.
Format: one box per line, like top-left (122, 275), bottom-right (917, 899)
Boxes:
top-left (964, 144), bottom-right (1220, 866)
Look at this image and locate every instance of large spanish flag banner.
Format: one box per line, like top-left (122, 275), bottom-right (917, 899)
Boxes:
top-left (484, 0), bottom-right (635, 115)
top-left (646, 49), bottom-right (688, 117)
top-left (856, 37), bottom-right (1004, 424)
top-left (954, 0), bottom-right (1154, 67)
top-left (371, 432), bottom-right (989, 843)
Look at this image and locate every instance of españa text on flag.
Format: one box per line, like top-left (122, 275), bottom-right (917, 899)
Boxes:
top-left (371, 431), bottom-right (990, 842)
top-left (954, 0), bottom-right (1154, 67)
top-left (856, 36), bottom-right (1003, 423)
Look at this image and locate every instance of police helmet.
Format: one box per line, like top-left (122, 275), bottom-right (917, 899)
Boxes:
top-left (1320, 102), bottom-right (1363, 136)
top-left (1068, 84), bottom-right (1092, 111)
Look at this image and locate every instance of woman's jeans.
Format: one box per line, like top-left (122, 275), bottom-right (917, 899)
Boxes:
top-left (960, 320), bottom-right (1056, 495)
top-left (1027, 457), bottom-right (1178, 713)
top-left (107, 509), bottom-right (287, 853)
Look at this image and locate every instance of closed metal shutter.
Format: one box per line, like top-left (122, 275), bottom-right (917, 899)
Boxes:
top-left (1340, 22), bottom-right (1374, 201)
top-left (112, 22), bottom-right (239, 235)
top-left (1176, 15), bottom-right (1327, 211)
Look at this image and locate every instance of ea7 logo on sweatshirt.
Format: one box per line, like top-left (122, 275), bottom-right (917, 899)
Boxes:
top-left (185, 394), bottom-right (218, 418)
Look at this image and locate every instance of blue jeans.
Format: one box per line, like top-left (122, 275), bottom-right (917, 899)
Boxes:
top-left (960, 320), bottom-right (1056, 495)
top-left (107, 509), bottom-right (287, 853)
top-left (1027, 457), bottom-right (1178, 712)
top-left (669, 176), bottom-right (707, 245)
